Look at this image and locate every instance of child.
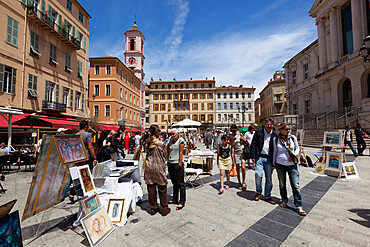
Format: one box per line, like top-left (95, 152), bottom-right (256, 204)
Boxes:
top-left (217, 135), bottom-right (234, 194)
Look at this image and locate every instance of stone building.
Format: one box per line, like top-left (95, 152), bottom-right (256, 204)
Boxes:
top-left (215, 85), bottom-right (255, 130)
top-left (259, 71), bottom-right (287, 122)
top-left (148, 78), bottom-right (216, 129)
top-left (284, 0), bottom-right (370, 126)
top-left (254, 98), bottom-right (261, 123)
top-left (0, 0), bottom-right (90, 145)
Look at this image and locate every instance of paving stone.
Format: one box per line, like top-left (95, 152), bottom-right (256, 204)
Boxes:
top-left (264, 209), bottom-right (303, 228)
top-left (249, 218), bottom-right (294, 242)
top-left (227, 229), bottom-right (282, 247)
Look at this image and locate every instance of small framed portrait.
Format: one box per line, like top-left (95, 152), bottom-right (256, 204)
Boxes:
top-left (325, 152), bottom-right (343, 172)
top-left (77, 165), bottom-right (95, 196)
top-left (81, 207), bottom-right (114, 247)
top-left (107, 199), bottom-right (125, 223)
top-left (296, 129), bottom-right (304, 144)
top-left (53, 135), bottom-right (89, 165)
top-left (342, 162), bottom-right (359, 179)
top-left (82, 193), bottom-right (101, 215)
top-left (323, 132), bottom-right (343, 147)
top-left (314, 163), bottom-right (325, 175)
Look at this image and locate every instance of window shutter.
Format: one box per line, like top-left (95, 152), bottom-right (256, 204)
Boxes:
top-left (44, 80), bottom-right (48, 100)
top-left (58, 14), bottom-right (62, 27)
top-left (72, 26), bottom-right (75, 37)
top-left (82, 93), bottom-right (85, 111)
top-left (41, 0), bottom-right (45, 12)
top-left (55, 84), bottom-right (59, 103)
top-left (11, 68), bottom-right (16, 95)
top-left (0, 64), bottom-right (4, 93)
top-left (28, 74), bottom-right (32, 89)
top-left (6, 17), bottom-right (12, 45)
top-left (75, 90), bottom-right (78, 109)
top-left (83, 36), bottom-right (86, 50)
top-left (33, 75), bottom-right (37, 90)
top-left (70, 89), bottom-right (73, 108)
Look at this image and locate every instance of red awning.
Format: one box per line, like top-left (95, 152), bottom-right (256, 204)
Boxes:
top-left (41, 117), bottom-right (79, 129)
top-left (11, 114), bottom-right (79, 129)
top-left (101, 125), bottom-right (120, 131)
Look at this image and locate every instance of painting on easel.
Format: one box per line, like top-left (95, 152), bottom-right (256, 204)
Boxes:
top-left (325, 152), bottom-right (343, 173)
top-left (323, 132), bottom-right (343, 147)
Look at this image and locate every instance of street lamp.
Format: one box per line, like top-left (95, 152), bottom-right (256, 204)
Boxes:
top-left (238, 95), bottom-right (247, 128)
top-left (360, 35), bottom-right (370, 62)
top-left (164, 119), bottom-right (171, 134)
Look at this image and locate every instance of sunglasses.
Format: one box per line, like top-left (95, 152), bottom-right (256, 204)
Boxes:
top-left (170, 133), bottom-right (176, 135)
top-left (284, 128), bottom-right (290, 131)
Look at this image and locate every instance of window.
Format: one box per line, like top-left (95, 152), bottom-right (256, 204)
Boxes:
top-left (229, 92), bottom-right (233, 98)
top-left (174, 94), bottom-right (178, 99)
top-left (154, 94), bottom-right (158, 100)
top-left (106, 65), bottom-right (111, 75)
top-left (65, 53), bottom-right (72, 72)
top-left (224, 93), bottom-right (227, 99)
top-left (62, 87), bottom-right (69, 105)
top-left (201, 84), bottom-right (204, 88)
top-left (44, 80), bottom-right (55, 102)
top-left (218, 114), bottom-right (221, 121)
top-left (130, 94), bottom-right (132, 103)
top-left (303, 63), bottom-right (309, 79)
top-left (78, 61), bottom-right (83, 78)
top-left (208, 103), bottom-right (213, 110)
top-left (235, 92), bottom-right (239, 98)
top-left (276, 85), bottom-right (280, 92)
top-left (248, 102), bottom-right (252, 109)
top-left (125, 91), bottom-right (127, 101)
top-left (185, 94), bottom-right (189, 99)
top-left (6, 16), bottom-right (18, 47)
top-left (224, 103), bottom-right (227, 109)
top-left (236, 114), bottom-right (240, 121)
top-left (129, 39), bottom-right (135, 50)
top-left (292, 71), bottom-right (296, 84)
top-left (276, 94), bottom-right (281, 101)
top-left (305, 100), bottom-right (311, 114)
top-left (30, 31), bottom-right (40, 56)
top-left (49, 43), bottom-right (57, 66)
top-left (27, 74), bottom-right (38, 98)
top-left (293, 104), bottom-right (298, 115)
top-left (230, 103), bottom-right (234, 109)
top-left (208, 93), bottom-right (213, 99)
top-left (209, 84), bottom-right (212, 88)
top-left (105, 84), bottom-right (111, 96)
top-left (0, 65), bottom-right (16, 95)
top-left (217, 103), bottom-right (221, 109)
top-left (248, 92), bottom-right (251, 98)
top-left (217, 93), bottom-right (220, 99)
top-left (193, 103), bottom-right (198, 110)
top-left (193, 93), bottom-right (197, 99)
top-left (94, 105), bottom-right (99, 117)
top-left (248, 114), bottom-right (252, 121)
top-left (79, 11), bottom-right (83, 23)
top-left (154, 115), bottom-right (158, 122)
top-left (120, 70), bottom-right (123, 80)
top-left (94, 85), bottom-right (99, 96)
top-left (75, 92), bottom-right (81, 109)
top-left (201, 93), bottom-right (205, 99)
top-left (120, 88), bottom-right (122, 99)
top-left (193, 84), bottom-right (197, 88)
top-left (161, 104), bottom-right (165, 111)
top-left (276, 105), bottom-right (282, 113)
top-left (161, 94), bottom-right (165, 100)
top-left (201, 103), bottom-right (205, 110)
top-left (341, 1), bottom-right (353, 55)
top-left (236, 102), bottom-right (239, 109)
top-left (95, 65), bottom-right (100, 75)
top-left (201, 114), bottom-right (205, 122)
top-left (185, 84), bottom-right (189, 88)
top-left (66, 0), bottom-right (72, 11)
top-left (105, 105), bottom-right (110, 117)
top-left (167, 94), bottom-right (172, 100)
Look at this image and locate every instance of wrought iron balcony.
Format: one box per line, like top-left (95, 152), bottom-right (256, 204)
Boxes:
top-left (26, 6), bottom-right (81, 50)
top-left (42, 100), bottom-right (66, 112)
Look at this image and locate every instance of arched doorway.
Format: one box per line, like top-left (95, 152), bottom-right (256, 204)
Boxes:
top-left (367, 74), bottom-right (370, 98)
top-left (342, 78), bottom-right (352, 108)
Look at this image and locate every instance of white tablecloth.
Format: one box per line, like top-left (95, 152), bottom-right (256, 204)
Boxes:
top-left (188, 149), bottom-right (216, 175)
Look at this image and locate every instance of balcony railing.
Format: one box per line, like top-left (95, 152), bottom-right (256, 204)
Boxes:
top-left (42, 100), bottom-right (67, 112)
top-left (26, 6), bottom-right (81, 50)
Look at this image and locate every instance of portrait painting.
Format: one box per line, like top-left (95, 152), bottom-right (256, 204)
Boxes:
top-left (107, 199), bottom-right (125, 223)
top-left (323, 132), bottom-right (343, 147)
top-left (81, 207), bottom-right (114, 247)
top-left (77, 165), bottom-right (95, 196)
top-left (0, 199), bottom-right (17, 219)
top-left (0, 211), bottom-right (23, 247)
top-left (314, 163), bottom-right (325, 175)
top-left (54, 135), bottom-right (88, 165)
top-left (296, 129), bottom-right (304, 144)
top-left (325, 152), bottom-right (343, 172)
top-left (342, 162), bottom-right (359, 179)
top-left (82, 193), bottom-right (101, 215)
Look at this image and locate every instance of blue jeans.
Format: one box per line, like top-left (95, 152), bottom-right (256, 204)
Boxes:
top-left (345, 141), bottom-right (357, 156)
top-left (255, 157), bottom-right (273, 198)
top-left (276, 164), bottom-right (302, 208)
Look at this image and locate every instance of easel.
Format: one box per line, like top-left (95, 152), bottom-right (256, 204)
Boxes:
top-left (298, 131), bottom-right (307, 166)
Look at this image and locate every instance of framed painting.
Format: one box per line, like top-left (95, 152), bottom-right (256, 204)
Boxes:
top-left (325, 152), bottom-right (343, 172)
top-left (77, 165), bottom-right (95, 196)
top-left (342, 162), bottom-right (359, 179)
top-left (107, 199), bottom-right (125, 223)
top-left (82, 193), bottom-right (101, 215)
top-left (323, 132), bottom-right (343, 147)
top-left (296, 129), bottom-right (304, 144)
top-left (53, 135), bottom-right (89, 165)
top-left (314, 163), bottom-right (325, 175)
top-left (81, 207), bottom-right (114, 247)
top-left (0, 199), bottom-right (17, 219)
top-left (0, 211), bottom-right (23, 246)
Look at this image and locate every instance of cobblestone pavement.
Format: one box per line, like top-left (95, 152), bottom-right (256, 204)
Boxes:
top-left (1, 144), bottom-right (369, 247)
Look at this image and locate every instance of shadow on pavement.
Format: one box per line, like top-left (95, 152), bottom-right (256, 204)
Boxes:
top-left (349, 208), bottom-right (370, 228)
top-left (236, 190), bottom-right (280, 204)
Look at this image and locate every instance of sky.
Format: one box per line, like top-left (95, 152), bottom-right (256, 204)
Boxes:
top-left (79, 0), bottom-right (318, 95)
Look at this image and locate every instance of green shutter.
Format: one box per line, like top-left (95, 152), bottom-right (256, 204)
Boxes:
top-left (0, 64), bottom-right (4, 93)
top-left (48, 5), bottom-right (51, 12)
top-left (6, 17), bottom-right (12, 45)
top-left (75, 90), bottom-right (78, 109)
top-left (44, 80), bottom-right (48, 100)
top-left (41, 0), bottom-right (45, 12)
top-left (83, 36), bottom-right (86, 50)
top-left (70, 89), bottom-right (73, 108)
top-left (82, 93), bottom-right (85, 111)
top-left (11, 68), bottom-right (16, 95)
top-left (62, 86), bottom-right (65, 104)
top-left (55, 84), bottom-right (59, 103)
top-left (28, 74), bottom-right (32, 89)
top-left (58, 14), bottom-right (62, 32)
top-left (34, 75), bottom-right (37, 90)
top-left (72, 26), bottom-right (75, 37)
top-left (77, 30), bottom-right (80, 40)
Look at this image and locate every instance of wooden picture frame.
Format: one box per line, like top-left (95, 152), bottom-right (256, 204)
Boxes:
top-left (0, 199), bottom-right (17, 219)
top-left (107, 199), bottom-right (125, 223)
top-left (82, 193), bottom-right (101, 215)
top-left (342, 162), bottom-right (359, 179)
top-left (325, 152), bottom-right (343, 172)
top-left (77, 165), bottom-right (96, 197)
top-left (323, 132), bottom-right (343, 147)
top-left (81, 207), bottom-right (114, 247)
top-left (53, 135), bottom-right (89, 165)
top-left (314, 163), bottom-right (326, 175)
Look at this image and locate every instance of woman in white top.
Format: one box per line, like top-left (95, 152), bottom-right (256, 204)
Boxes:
top-left (273, 123), bottom-right (306, 216)
top-left (244, 125), bottom-right (255, 169)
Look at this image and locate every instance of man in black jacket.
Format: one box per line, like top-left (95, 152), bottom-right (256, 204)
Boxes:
top-left (251, 118), bottom-right (277, 204)
top-left (355, 123), bottom-right (367, 156)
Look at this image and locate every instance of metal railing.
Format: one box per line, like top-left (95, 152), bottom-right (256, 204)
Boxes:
top-left (42, 100), bottom-right (67, 112)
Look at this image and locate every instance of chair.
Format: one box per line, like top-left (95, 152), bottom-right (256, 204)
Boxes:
top-left (184, 156), bottom-right (204, 188)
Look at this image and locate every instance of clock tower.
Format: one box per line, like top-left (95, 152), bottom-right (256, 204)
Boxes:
top-left (124, 21), bottom-right (145, 81)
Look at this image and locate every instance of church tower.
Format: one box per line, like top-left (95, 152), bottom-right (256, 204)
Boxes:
top-left (124, 21), bottom-right (145, 81)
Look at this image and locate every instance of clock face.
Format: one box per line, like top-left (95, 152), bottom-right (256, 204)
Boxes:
top-left (128, 57), bottom-right (136, 65)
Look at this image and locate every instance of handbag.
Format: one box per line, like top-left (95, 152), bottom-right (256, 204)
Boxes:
top-left (229, 167), bottom-right (237, 177)
top-left (278, 136), bottom-right (299, 165)
top-left (103, 146), bottom-right (115, 155)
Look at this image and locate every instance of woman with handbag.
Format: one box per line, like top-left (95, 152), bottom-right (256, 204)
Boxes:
top-left (230, 124), bottom-right (247, 191)
top-left (273, 123), bottom-right (306, 216)
top-left (217, 135), bottom-right (234, 194)
top-left (102, 130), bottom-right (118, 161)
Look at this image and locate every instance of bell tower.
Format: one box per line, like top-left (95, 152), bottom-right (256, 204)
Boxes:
top-left (124, 21), bottom-right (145, 81)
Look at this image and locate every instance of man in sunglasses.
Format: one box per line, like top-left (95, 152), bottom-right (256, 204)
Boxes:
top-left (250, 118), bottom-right (277, 204)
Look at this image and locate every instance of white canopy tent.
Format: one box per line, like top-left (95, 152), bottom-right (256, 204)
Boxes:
top-left (0, 106), bottom-right (24, 150)
top-left (172, 118), bottom-right (202, 127)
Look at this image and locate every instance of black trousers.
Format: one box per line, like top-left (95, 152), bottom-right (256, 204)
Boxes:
top-left (357, 138), bottom-right (366, 155)
top-left (168, 162), bottom-right (186, 205)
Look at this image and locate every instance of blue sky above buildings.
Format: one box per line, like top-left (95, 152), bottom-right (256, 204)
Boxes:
top-left (80, 0), bottom-right (317, 94)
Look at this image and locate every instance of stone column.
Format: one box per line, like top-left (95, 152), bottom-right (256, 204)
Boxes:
top-left (351, 0), bottom-right (363, 51)
top-left (329, 8), bottom-right (339, 62)
top-left (318, 18), bottom-right (327, 69)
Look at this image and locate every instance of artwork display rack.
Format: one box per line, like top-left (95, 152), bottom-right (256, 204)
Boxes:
top-left (322, 135), bottom-right (346, 179)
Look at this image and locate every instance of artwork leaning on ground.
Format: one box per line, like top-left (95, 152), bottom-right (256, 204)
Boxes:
top-left (81, 207), bottom-right (114, 247)
top-left (342, 162), bottom-right (360, 179)
top-left (82, 193), bottom-right (101, 215)
top-left (323, 132), bottom-right (343, 147)
top-left (22, 135), bottom-right (71, 221)
top-left (54, 135), bottom-right (89, 165)
top-left (314, 162), bottom-right (326, 175)
top-left (107, 199), bottom-right (125, 223)
top-left (0, 211), bottom-right (23, 247)
top-left (325, 152), bottom-right (343, 172)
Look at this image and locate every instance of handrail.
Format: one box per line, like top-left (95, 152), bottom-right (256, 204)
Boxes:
top-left (317, 110), bottom-right (335, 120)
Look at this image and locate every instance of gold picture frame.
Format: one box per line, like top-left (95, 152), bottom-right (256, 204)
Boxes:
top-left (107, 199), bottom-right (125, 223)
top-left (53, 135), bottom-right (89, 166)
top-left (82, 193), bottom-right (101, 215)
